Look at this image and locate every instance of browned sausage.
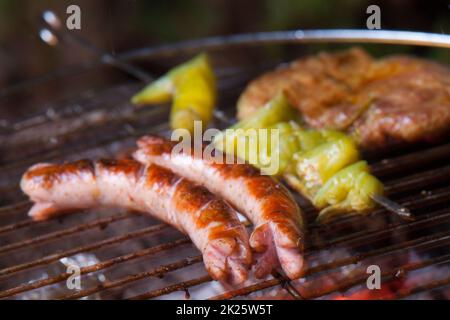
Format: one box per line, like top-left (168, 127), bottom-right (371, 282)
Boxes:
top-left (20, 159), bottom-right (252, 284)
top-left (134, 136), bottom-right (306, 280)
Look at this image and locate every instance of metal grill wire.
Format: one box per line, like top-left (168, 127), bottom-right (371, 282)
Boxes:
top-left (0, 45), bottom-right (449, 300)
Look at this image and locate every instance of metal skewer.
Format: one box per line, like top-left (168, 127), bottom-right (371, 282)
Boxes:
top-left (40, 11), bottom-right (152, 82)
top-left (271, 270), bottom-right (304, 300)
top-left (40, 10), bottom-right (235, 125)
top-left (371, 194), bottom-right (414, 221)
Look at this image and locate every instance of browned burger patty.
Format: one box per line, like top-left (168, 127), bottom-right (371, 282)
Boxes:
top-left (237, 48), bottom-right (450, 149)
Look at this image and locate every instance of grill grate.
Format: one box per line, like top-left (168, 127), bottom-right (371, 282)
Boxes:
top-left (0, 44), bottom-right (449, 300)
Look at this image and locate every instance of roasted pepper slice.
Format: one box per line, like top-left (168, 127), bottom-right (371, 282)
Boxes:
top-left (131, 53), bottom-right (216, 133)
top-left (271, 122), bottom-right (303, 174)
top-left (246, 121), bottom-right (302, 175)
top-left (213, 93), bottom-right (300, 174)
top-left (314, 161), bottom-right (384, 222)
top-left (295, 129), bottom-right (347, 153)
top-left (170, 70), bottom-right (216, 133)
top-left (215, 121), bottom-right (301, 175)
top-left (288, 135), bottom-right (360, 199)
top-left (231, 93), bottom-right (298, 130)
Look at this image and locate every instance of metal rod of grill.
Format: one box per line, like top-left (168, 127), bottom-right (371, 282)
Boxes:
top-left (208, 279), bottom-right (282, 300)
top-left (306, 254), bottom-right (450, 300)
top-left (310, 186), bottom-right (450, 231)
top-left (59, 255), bottom-right (204, 300)
top-left (209, 253), bottom-right (450, 300)
top-left (309, 208), bottom-right (450, 252)
top-left (59, 226), bottom-right (450, 300)
top-left (129, 276), bottom-right (213, 300)
top-left (0, 214), bottom-right (130, 255)
top-left (0, 238), bottom-right (190, 299)
top-left (119, 29), bottom-right (450, 61)
top-left (392, 276), bottom-right (450, 300)
top-left (1, 195), bottom-right (449, 297)
top-left (0, 223), bottom-right (169, 278)
top-left (0, 201), bottom-right (30, 216)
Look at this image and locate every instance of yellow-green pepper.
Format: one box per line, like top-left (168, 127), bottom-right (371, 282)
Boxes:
top-left (231, 93), bottom-right (298, 130)
top-left (295, 129), bottom-right (347, 153)
top-left (287, 135), bottom-right (360, 199)
top-left (213, 93), bottom-right (301, 175)
top-left (131, 53), bottom-right (216, 133)
top-left (213, 92), bottom-right (385, 222)
top-left (215, 121), bottom-right (301, 175)
top-left (314, 161), bottom-right (384, 222)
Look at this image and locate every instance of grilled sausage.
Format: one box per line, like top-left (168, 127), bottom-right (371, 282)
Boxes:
top-left (20, 159), bottom-right (252, 284)
top-left (133, 136), bottom-right (306, 280)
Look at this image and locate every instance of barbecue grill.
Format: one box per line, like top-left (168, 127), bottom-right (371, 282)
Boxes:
top-left (0, 28), bottom-right (449, 300)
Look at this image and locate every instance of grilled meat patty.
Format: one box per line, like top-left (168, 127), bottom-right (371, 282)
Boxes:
top-left (20, 159), bottom-right (252, 284)
top-left (237, 48), bottom-right (450, 149)
top-left (134, 135), bottom-right (306, 280)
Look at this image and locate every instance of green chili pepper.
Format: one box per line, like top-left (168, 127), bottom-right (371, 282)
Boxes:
top-left (131, 53), bottom-right (216, 133)
top-left (213, 93), bottom-right (301, 175)
top-left (295, 129), bottom-right (347, 153)
top-left (214, 92), bottom-right (385, 222)
top-left (215, 121), bottom-right (301, 175)
top-left (231, 93), bottom-right (298, 130)
top-left (314, 161), bottom-right (384, 222)
top-left (288, 136), bottom-right (360, 199)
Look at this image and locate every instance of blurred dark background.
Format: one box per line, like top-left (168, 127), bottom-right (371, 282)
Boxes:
top-left (0, 0), bottom-right (449, 120)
